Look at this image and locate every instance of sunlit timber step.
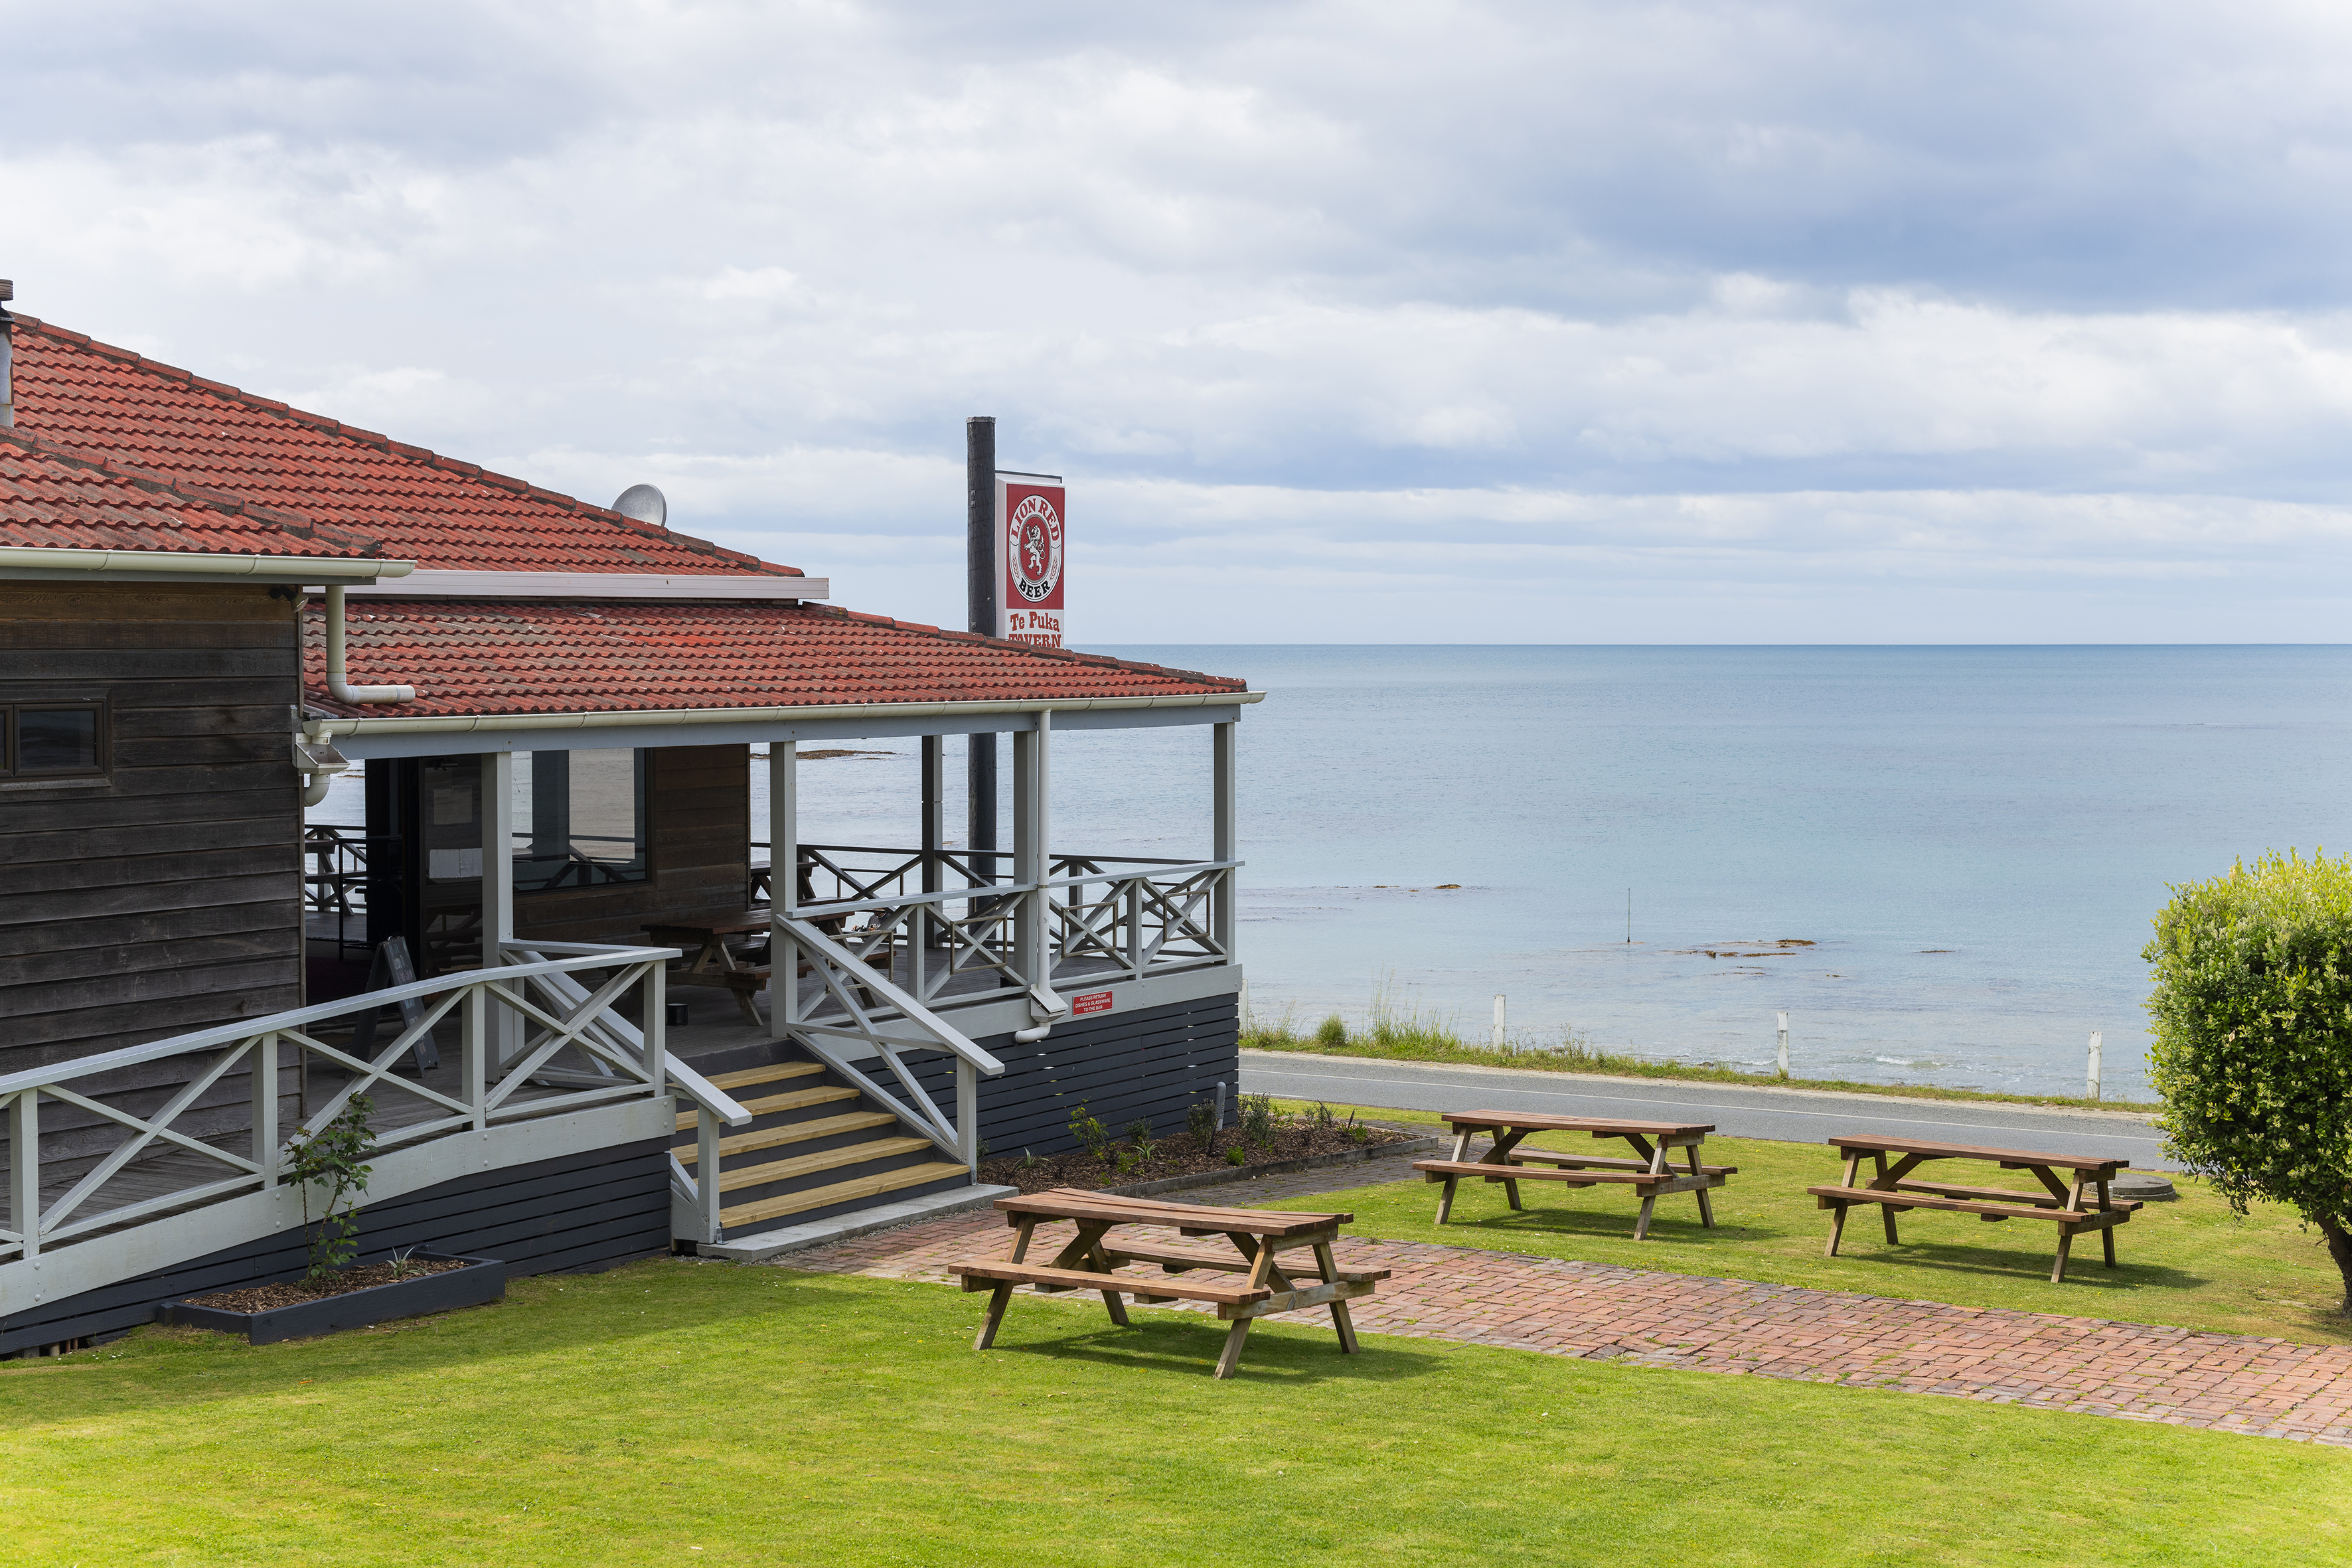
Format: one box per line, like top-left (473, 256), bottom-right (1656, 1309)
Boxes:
top-left (709, 1137), bottom-right (938, 1194)
top-left (673, 1111), bottom-right (902, 1164)
top-left (676, 1084), bottom-right (860, 1131)
top-left (720, 1162), bottom-right (973, 1228)
top-left (702, 1062), bottom-right (828, 1093)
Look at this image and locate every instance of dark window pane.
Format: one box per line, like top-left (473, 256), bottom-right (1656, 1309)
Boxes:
top-left (19, 708), bottom-right (100, 772)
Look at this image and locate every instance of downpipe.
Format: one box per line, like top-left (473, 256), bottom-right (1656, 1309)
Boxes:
top-left (324, 583), bottom-right (416, 703)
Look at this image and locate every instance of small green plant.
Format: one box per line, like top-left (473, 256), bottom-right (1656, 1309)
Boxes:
top-left (284, 1095), bottom-right (376, 1280)
top-left (1019, 1148), bottom-right (1040, 1170)
top-left (1067, 1104), bottom-right (1110, 1163)
top-left (1224, 1146), bottom-right (1248, 1166)
top-left (1123, 1118), bottom-right (1158, 1162)
top-left (1185, 1098), bottom-right (1218, 1148)
top-left (382, 1245), bottom-right (425, 1281)
top-left (1315, 1014), bottom-right (1348, 1047)
top-left (1239, 1092), bottom-right (1275, 1148)
top-left (1115, 1148), bottom-right (1140, 1175)
top-left (1310, 1101), bottom-right (1335, 1129)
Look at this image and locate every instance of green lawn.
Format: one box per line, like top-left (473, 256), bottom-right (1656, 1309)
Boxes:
top-left (2, 1262), bottom-right (2345, 1565)
top-left (1267, 1101), bottom-right (2352, 1344)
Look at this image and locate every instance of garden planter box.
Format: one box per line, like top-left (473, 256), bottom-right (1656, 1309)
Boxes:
top-left (160, 1253), bottom-right (506, 1345)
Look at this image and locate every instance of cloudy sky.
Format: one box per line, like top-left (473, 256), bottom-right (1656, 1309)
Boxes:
top-left (9, 1), bottom-right (2352, 641)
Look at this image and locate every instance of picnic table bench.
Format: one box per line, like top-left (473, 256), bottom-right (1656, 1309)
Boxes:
top-left (947, 1188), bottom-right (1388, 1379)
top-left (1413, 1111), bottom-right (1735, 1239)
top-left (1809, 1135), bottom-right (2140, 1283)
top-left (643, 913), bottom-right (773, 1024)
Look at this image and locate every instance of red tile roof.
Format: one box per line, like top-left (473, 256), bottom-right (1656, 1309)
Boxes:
top-left (8, 316), bottom-right (797, 577)
top-left (5, 311), bottom-right (1248, 717)
top-left (0, 427), bottom-right (386, 559)
top-left (303, 600), bottom-right (1247, 719)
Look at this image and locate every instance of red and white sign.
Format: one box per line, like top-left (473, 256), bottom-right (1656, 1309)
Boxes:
top-left (1071, 989), bottom-right (1114, 1016)
top-left (995, 471), bottom-right (1065, 648)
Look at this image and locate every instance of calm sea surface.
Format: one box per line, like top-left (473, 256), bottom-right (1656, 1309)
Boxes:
top-left (315, 646), bottom-right (2352, 1099)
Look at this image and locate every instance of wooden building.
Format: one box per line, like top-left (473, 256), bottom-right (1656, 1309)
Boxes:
top-left (0, 295), bottom-right (1259, 1354)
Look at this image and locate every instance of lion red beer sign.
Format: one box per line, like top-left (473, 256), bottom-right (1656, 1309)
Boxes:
top-left (995, 471), bottom-right (1065, 648)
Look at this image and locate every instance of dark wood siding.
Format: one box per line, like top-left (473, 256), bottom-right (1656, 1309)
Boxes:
top-left (0, 582), bottom-right (304, 1079)
top-left (515, 744), bottom-right (750, 943)
top-left (902, 991), bottom-right (1243, 1159)
top-left (0, 1138), bottom-right (671, 1354)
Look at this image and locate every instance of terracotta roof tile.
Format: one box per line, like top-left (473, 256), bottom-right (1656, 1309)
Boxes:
top-left (301, 600), bottom-right (1247, 718)
top-left (8, 316), bottom-right (795, 578)
top-left (0, 428), bottom-right (384, 559)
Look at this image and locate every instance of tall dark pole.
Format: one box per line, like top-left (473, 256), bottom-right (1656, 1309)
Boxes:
top-left (966, 417), bottom-right (997, 884)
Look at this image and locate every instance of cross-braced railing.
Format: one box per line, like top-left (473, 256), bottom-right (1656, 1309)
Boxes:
top-left (0, 947), bottom-right (749, 1270)
top-left (773, 918), bottom-right (1006, 1174)
top-left (771, 844), bottom-right (1238, 1010)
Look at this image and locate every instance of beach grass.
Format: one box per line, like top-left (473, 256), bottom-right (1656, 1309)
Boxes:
top-left (3, 1261), bottom-right (2346, 1565)
top-left (1244, 1007), bottom-right (2161, 1113)
top-left (1263, 1100), bottom-right (2351, 1344)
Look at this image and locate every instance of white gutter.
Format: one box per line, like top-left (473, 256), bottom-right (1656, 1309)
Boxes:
top-left (0, 544), bottom-right (411, 584)
top-left (322, 570), bottom-right (826, 600)
top-left (324, 582), bottom-right (416, 703)
top-left (305, 688), bottom-right (1263, 740)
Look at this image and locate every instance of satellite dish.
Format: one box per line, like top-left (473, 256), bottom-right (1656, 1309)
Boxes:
top-left (611, 483), bottom-right (667, 528)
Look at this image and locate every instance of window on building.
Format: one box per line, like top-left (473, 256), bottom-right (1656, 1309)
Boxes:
top-left (514, 749), bottom-right (649, 893)
top-left (1, 701), bottom-right (108, 779)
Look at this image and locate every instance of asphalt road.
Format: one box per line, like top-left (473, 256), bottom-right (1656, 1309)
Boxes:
top-left (1239, 1050), bottom-right (2173, 1168)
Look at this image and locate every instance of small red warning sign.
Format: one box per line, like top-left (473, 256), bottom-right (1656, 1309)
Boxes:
top-left (1071, 990), bottom-right (1113, 1016)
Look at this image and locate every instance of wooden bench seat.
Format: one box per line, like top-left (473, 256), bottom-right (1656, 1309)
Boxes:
top-left (1506, 1150), bottom-right (1740, 1177)
top-left (1415, 1158), bottom-right (1691, 1188)
top-left (949, 1260), bottom-right (1269, 1308)
top-left (1100, 1240), bottom-right (1391, 1286)
top-left (1808, 1185), bottom-right (2133, 1226)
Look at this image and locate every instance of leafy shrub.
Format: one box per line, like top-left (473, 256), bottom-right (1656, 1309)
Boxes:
top-left (2147, 850), bottom-right (2352, 1312)
top-left (1225, 1146), bottom-right (1248, 1166)
top-left (1186, 1098), bottom-right (1218, 1148)
top-left (1067, 1104), bottom-right (1111, 1163)
top-left (1239, 1092), bottom-right (1276, 1147)
top-left (285, 1095), bottom-right (376, 1279)
top-left (1310, 1101), bottom-right (1335, 1129)
top-left (1315, 1014), bottom-right (1348, 1047)
top-left (1124, 1117), bottom-right (1158, 1162)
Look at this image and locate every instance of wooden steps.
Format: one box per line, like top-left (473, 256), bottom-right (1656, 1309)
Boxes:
top-left (672, 1110), bottom-right (901, 1164)
top-left (702, 1062), bottom-right (828, 1093)
top-left (708, 1137), bottom-right (936, 1194)
top-left (670, 1051), bottom-right (974, 1241)
top-left (720, 1160), bottom-right (973, 1229)
top-left (674, 1083), bottom-right (858, 1132)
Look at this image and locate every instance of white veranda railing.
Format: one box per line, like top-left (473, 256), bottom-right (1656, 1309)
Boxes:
top-left (0, 946), bottom-right (749, 1269)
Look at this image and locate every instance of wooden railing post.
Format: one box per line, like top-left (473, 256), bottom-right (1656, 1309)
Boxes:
top-left (957, 1058), bottom-right (980, 1178)
top-left (250, 1034), bottom-right (279, 1186)
top-left (461, 980), bottom-right (488, 1133)
top-left (9, 1089), bottom-right (39, 1260)
top-left (644, 961), bottom-right (668, 1097)
top-left (698, 1110), bottom-right (723, 1243)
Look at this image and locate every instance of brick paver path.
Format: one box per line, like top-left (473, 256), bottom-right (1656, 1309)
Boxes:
top-left (775, 1147), bottom-right (2352, 1447)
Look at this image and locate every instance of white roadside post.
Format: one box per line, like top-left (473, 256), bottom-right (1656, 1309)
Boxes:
top-left (2086, 1031), bottom-right (2103, 1101)
top-left (1492, 994), bottom-right (1506, 1050)
top-left (1776, 1011), bottom-right (1790, 1079)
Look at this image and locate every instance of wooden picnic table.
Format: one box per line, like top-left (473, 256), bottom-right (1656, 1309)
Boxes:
top-left (947, 1188), bottom-right (1388, 1379)
top-left (1413, 1111), bottom-right (1735, 1239)
top-left (641, 912), bottom-right (773, 1025)
top-left (1809, 1134), bottom-right (2140, 1283)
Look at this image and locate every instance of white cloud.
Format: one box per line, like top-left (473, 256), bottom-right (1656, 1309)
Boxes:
top-left (9, 1), bottom-right (2352, 639)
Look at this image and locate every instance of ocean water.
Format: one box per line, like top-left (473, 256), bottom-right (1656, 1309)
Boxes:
top-left (313, 646), bottom-right (2352, 1099)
